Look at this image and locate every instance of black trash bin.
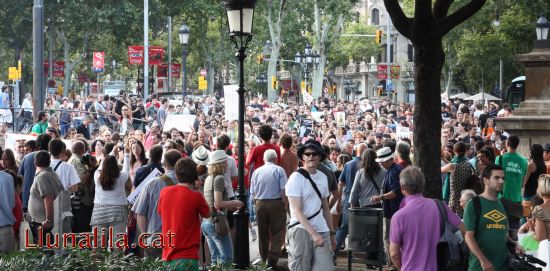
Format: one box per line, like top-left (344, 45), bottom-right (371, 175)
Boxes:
top-left (347, 207), bottom-right (384, 271)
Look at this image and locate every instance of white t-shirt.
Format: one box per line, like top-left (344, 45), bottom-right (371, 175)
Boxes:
top-left (50, 159), bottom-right (81, 190)
top-left (225, 156), bottom-right (238, 198)
top-left (286, 170), bottom-right (330, 233)
top-left (93, 170), bottom-right (129, 205)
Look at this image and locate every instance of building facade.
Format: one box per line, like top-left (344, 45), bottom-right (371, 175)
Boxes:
top-left (332, 0), bottom-right (415, 103)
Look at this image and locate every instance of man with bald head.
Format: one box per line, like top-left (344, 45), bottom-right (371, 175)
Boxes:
top-left (334, 143), bottom-right (368, 257)
top-left (68, 140), bottom-right (96, 233)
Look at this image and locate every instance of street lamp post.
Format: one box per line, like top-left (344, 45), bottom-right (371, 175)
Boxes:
top-left (295, 43), bottom-right (320, 103)
top-left (535, 16), bottom-right (550, 48)
top-left (179, 24), bottom-right (190, 101)
top-left (224, 0), bottom-right (257, 268)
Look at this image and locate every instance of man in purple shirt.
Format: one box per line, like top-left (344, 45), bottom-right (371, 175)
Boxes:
top-left (389, 167), bottom-right (464, 271)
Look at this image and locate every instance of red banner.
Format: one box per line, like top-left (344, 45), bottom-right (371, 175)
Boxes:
top-left (43, 61), bottom-right (65, 78)
top-left (157, 63), bottom-right (182, 78)
top-left (127, 46), bottom-right (165, 65)
top-left (377, 64), bottom-right (401, 80)
top-left (93, 52), bottom-right (105, 70)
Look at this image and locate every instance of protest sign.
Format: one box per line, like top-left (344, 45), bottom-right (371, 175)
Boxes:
top-left (311, 112), bottom-right (324, 123)
top-left (299, 118), bottom-right (314, 138)
top-left (224, 85), bottom-right (239, 121)
top-left (127, 168), bottom-right (162, 205)
top-left (396, 126), bottom-right (412, 140)
top-left (5, 133), bottom-right (36, 150)
top-left (334, 112), bottom-right (346, 127)
top-left (163, 115), bottom-right (196, 132)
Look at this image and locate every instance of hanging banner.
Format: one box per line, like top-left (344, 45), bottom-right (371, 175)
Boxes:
top-left (377, 65), bottom-right (401, 80)
top-left (157, 63), bottom-right (182, 78)
top-left (127, 46), bottom-right (165, 65)
top-left (43, 61), bottom-right (66, 78)
top-left (224, 85), bottom-right (239, 121)
top-left (92, 52), bottom-right (105, 72)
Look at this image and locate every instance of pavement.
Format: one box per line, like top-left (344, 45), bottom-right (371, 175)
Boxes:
top-left (246, 224), bottom-right (382, 271)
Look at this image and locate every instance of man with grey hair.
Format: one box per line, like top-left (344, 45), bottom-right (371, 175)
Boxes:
top-left (389, 167), bottom-right (464, 270)
top-left (250, 149), bottom-right (288, 268)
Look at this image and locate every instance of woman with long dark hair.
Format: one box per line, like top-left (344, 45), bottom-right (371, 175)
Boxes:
top-left (350, 149), bottom-right (385, 208)
top-left (123, 140), bottom-right (148, 187)
top-left (524, 144), bottom-right (547, 208)
top-left (1, 148), bottom-right (19, 173)
top-left (90, 155), bottom-right (131, 250)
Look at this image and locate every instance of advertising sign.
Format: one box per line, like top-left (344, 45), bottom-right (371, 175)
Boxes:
top-left (157, 64), bottom-right (182, 78)
top-left (43, 61), bottom-right (66, 78)
top-left (127, 46), bottom-right (165, 65)
top-left (377, 64), bottom-right (401, 80)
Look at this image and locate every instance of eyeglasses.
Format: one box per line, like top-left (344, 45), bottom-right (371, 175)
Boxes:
top-left (303, 152), bottom-right (319, 157)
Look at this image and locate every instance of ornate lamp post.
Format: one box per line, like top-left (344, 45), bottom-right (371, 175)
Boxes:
top-left (178, 24), bottom-right (190, 99)
top-left (224, 0), bottom-right (257, 268)
top-left (535, 16), bottom-right (550, 49)
top-left (295, 42), bottom-right (321, 99)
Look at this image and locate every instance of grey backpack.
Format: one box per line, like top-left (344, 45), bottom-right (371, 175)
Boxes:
top-left (435, 199), bottom-right (469, 271)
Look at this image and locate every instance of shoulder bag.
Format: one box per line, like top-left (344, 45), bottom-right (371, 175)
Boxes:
top-left (210, 175), bottom-right (230, 236)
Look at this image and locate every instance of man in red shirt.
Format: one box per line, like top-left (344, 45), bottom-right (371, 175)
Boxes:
top-left (157, 158), bottom-right (210, 270)
top-left (245, 125), bottom-right (281, 171)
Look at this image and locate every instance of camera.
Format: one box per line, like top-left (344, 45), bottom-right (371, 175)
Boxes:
top-left (507, 254), bottom-right (546, 271)
top-left (81, 153), bottom-right (94, 165)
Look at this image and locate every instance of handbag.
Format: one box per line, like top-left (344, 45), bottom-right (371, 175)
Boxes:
top-left (210, 175), bottom-right (230, 236)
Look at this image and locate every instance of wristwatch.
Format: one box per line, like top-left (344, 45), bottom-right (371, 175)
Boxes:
top-left (381, 195), bottom-right (384, 200)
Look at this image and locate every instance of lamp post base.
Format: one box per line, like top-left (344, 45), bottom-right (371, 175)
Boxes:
top-left (233, 208), bottom-right (250, 269)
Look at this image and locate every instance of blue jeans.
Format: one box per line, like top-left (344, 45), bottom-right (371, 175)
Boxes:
top-left (335, 194), bottom-right (350, 254)
top-left (201, 220), bottom-right (233, 265)
top-left (248, 189), bottom-right (256, 223)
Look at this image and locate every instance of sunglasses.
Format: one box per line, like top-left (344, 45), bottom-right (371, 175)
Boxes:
top-left (303, 152), bottom-right (319, 157)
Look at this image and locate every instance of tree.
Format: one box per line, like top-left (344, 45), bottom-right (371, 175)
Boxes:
top-left (384, 0), bottom-right (486, 198)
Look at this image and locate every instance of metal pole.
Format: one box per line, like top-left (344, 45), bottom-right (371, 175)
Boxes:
top-left (33, 0), bottom-right (44, 119)
top-left (143, 0), bottom-right (149, 99)
top-left (499, 59), bottom-right (503, 100)
top-left (386, 11), bottom-right (391, 97)
top-left (167, 16), bottom-right (172, 93)
top-left (182, 47), bottom-right (187, 100)
top-left (234, 5), bottom-right (250, 268)
top-left (48, 20), bottom-right (53, 80)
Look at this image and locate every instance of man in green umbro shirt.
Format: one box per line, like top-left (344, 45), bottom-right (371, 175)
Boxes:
top-left (31, 111), bottom-right (48, 134)
top-left (464, 164), bottom-right (523, 271)
top-left (496, 135), bottom-right (528, 231)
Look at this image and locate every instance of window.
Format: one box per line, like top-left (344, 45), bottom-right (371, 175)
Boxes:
top-left (408, 44), bottom-right (414, 62)
top-left (371, 9), bottom-right (379, 25)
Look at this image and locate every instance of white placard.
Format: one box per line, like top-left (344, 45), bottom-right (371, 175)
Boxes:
top-left (334, 112), bottom-right (346, 127)
top-left (537, 239), bottom-right (549, 271)
top-left (162, 114), bottom-right (196, 132)
top-left (311, 112), bottom-right (324, 123)
top-left (5, 132), bottom-right (37, 151)
top-left (127, 168), bottom-right (162, 205)
top-left (224, 85), bottom-right (239, 121)
top-left (396, 126), bottom-right (412, 140)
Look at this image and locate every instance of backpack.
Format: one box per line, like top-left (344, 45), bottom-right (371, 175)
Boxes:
top-left (435, 199), bottom-right (469, 271)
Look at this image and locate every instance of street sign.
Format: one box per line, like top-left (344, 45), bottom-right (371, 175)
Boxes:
top-left (93, 52), bottom-right (105, 70)
top-left (387, 79), bottom-right (393, 91)
top-left (198, 76), bottom-right (207, 90)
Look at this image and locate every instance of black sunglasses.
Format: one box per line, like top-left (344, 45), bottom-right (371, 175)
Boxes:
top-left (303, 152), bottom-right (319, 157)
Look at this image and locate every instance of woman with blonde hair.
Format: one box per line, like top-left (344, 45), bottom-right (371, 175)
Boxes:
top-left (533, 175), bottom-right (550, 241)
top-left (201, 150), bottom-right (244, 266)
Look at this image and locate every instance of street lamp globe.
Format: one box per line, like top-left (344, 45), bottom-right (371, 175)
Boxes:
top-left (536, 16), bottom-right (549, 40)
top-left (313, 51), bottom-right (320, 65)
top-left (178, 24), bottom-right (190, 45)
top-left (295, 52), bottom-right (302, 64)
top-left (225, 0), bottom-right (258, 36)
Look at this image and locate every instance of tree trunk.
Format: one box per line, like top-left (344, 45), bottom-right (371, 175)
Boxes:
top-left (266, 44), bottom-right (280, 101)
top-left (413, 40), bottom-right (445, 199)
top-left (63, 37), bottom-right (71, 97)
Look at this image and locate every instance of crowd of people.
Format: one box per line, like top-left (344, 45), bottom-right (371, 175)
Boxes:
top-left (0, 87), bottom-right (550, 271)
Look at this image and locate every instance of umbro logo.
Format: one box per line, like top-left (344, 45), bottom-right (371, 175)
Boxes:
top-left (483, 210), bottom-right (506, 223)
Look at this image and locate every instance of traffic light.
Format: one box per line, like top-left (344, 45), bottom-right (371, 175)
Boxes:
top-left (375, 30), bottom-right (383, 44)
top-left (256, 53), bottom-right (264, 64)
top-left (271, 76), bottom-right (278, 90)
top-left (377, 85), bottom-right (383, 96)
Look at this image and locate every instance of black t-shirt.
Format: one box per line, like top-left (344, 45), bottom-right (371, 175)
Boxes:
top-left (132, 105), bottom-right (145, 123)
top-left (114, 100), bottom-right (124, 116)
top-left (77, 124), bottom-right (91, 140)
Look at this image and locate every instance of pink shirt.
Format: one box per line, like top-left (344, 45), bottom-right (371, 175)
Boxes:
top-left (390, 194), bottom-right (461, 271)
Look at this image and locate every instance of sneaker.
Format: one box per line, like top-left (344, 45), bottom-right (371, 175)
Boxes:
top-left (250, 227), bottom-right (257, 241)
